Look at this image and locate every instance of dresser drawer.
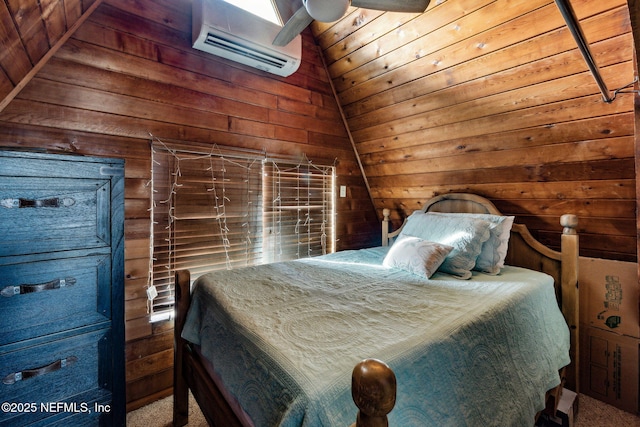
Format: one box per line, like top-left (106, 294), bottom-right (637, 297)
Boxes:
top-left (0, 177), bottom-right (112, 257)
top-left (0, 253), bottom-right (112, 347)
top-left (0, 151), bottom-right (125, 426)
top-left (0, 328), bottom-right (113, 426)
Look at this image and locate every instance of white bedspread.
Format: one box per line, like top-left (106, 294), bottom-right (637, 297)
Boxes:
top-left (182, 247), bottom-right (570, 426)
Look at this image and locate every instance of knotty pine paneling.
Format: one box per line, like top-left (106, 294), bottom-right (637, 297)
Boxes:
top-left (314, 0), bottom-right (636, 261)
top-left (0, 0), bottom-right (378, 409)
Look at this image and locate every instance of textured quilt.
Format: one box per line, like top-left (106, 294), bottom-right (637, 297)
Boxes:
top-left (182, 247), bottom-right (570, 427)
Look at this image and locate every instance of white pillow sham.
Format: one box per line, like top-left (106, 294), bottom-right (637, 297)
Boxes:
top-left (428, 212), bottom-right (514, 275)
top-left (398, 212), bottom-right (492, 279)
top-left (383, 236), bottom-right (453, 279)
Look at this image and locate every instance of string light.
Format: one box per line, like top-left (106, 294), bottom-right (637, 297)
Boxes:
top-left (267, 154), bottom-right (333, 261)
top-left (148, 135), bottom-right (335, 319)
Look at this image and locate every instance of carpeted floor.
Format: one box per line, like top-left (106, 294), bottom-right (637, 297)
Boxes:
top-left (127, 392), bottom-right (640, 426)
top-left (128, 392), bottom-right (206, 427)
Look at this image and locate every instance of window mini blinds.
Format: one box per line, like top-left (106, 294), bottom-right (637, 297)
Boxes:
top-left (148, 137), bottom-right (335, 321)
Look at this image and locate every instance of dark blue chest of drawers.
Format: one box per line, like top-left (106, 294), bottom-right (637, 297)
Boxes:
top-left (0, 151), bottom-right (125, 426)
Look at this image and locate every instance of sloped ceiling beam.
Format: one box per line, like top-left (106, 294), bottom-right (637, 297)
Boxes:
top-left (0, 0), bottom-right (104, 113)
top-left (555, 0), bottom-right (613, 102)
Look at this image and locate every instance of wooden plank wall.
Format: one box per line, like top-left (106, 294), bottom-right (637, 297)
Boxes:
top-left (0, 0), bottom-right (378, 409)
top-left (314, 0), bottom-right (636, 261)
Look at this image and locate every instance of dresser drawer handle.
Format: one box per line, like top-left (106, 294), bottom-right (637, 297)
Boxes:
top-left (0, 197), bottom-right (75, 209)
top-left (2, 356), bottom-right (78, 385)
top-left (1, 277), bottom-right (77, 297)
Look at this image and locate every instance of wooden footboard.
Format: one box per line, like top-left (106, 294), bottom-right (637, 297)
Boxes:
top-left (173, 271), bottom-right (189, 427)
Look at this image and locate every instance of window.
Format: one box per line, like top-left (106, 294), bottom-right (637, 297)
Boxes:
top-left (148, 139), bottom-right (335, 322)
top-left (223, 0), bottom-right (282, 25)
top-left (262, 159), bottom-right (335, 263)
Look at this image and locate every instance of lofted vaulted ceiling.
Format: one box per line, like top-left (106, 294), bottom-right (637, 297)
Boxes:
top-left (0, 0), bottom-right (637, 260)
top-left (0, 0), bottom-right (106, 111)
top-left (0, 0), bottom-right (632, 114)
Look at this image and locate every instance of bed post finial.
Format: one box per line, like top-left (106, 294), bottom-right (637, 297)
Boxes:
top-left (560, 213), bottom-right (579, 395)
top-left (382, 209), bottom-right (391, 246)
top-left (350, 359), bottom-right (396, 427)
top-left (560, 214), bottom-right (578, 235)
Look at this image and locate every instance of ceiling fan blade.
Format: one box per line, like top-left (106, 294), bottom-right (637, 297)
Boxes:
top-left (352, 0), bottom-right (431, 13)
top-left (273, 6), bottom-right (313, 46)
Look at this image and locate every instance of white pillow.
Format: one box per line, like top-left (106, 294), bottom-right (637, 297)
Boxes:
top-left (429, 213), bottom-right (514, 274)
top-left (398, 212), bottom-right (492, 279)
top-left (383, 236), bottom-right (453, 278)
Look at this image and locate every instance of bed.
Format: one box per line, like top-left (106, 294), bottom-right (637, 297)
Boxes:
top-left (173, 193), bottom-right (579, 427)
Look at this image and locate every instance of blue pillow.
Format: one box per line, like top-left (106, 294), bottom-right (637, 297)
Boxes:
top-left (428, 213), bottom-right (514, 275)
top-left (398, 212), bottom-right (492, 279)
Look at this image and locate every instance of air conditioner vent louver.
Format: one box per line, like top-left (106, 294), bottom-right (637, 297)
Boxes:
top-left (204, 33), bottom-right (287, 69)
top-left (192, 0), bottom-right (301, 77)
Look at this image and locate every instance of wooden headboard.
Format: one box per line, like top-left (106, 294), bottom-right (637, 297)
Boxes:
top-left (381, 193), bottom-right (580, 393)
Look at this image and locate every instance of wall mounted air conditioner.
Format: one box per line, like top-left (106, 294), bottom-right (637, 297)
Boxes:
top-left (192, 0), bottom-right (301, 77)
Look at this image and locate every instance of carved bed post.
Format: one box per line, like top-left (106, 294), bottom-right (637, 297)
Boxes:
top-left (382, 209), bottom-right (391, 246)
top-left (350, 359), bottom-right (396, 427)
top-left (560, 214), bottom-right (579, 395)
top-left (173, 270), bottom-right (191, 427)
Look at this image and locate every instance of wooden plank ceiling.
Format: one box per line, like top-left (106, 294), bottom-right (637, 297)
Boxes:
top-left (0, 0), bottom-right (101, 110)
top-left (311, 0), bottom-right (635, 260)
